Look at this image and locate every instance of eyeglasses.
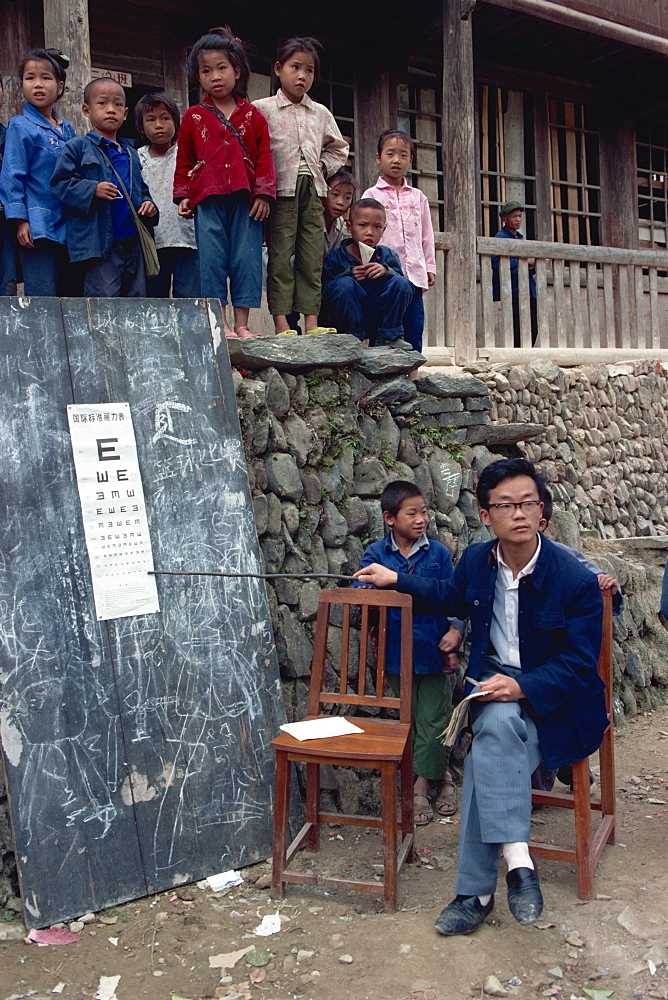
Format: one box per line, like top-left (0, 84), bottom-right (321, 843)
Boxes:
top-left (486, 500), bottom-right (542, 516)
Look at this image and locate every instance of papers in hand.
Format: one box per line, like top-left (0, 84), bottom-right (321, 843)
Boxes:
top-left (358, 242), bottom-right (375, 265)
top-left (440, 688), bottom-right (486, 746)
top-left (280, 717), bottom-right (364, 741)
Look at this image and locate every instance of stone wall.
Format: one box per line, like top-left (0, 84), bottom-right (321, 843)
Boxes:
top-left (469, 359), bottom-right (668, 538)
top-left (229, 341), bottom-right (668, 727)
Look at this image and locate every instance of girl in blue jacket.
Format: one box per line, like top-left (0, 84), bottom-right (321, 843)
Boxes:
top-left (0, 48), bottom-right (76, 295)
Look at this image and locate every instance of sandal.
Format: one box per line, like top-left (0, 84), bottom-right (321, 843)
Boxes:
top-left (414, 793), bottom-right (433, 826)
top-left (235, 326), bottom-right (259, 339)
top-left (305, 326), bottom-right (336, 335)
top-left (434, 779), bottom-right (458, 817)
top-left (276, 328), bottom-right (299, 336)
top-left (224, 328), bottom-right (238, 339)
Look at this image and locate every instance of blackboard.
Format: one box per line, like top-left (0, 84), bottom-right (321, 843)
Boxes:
top-left (0, 297), bottom-right (289, 927)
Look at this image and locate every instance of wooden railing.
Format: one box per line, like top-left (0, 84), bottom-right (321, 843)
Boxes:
top-left (476, 237), bottom-right (668, 354)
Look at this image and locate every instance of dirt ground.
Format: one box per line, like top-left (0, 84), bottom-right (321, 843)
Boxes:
top-left (1, 706), bottom-right (668, 1000)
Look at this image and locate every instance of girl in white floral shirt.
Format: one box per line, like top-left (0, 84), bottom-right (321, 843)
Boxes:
top-left (254, 37), bottom-right (348, 336)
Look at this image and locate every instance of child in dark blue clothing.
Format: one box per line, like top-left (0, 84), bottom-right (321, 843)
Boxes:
top-left (52, 78), bottom-right (157, 297)
top-left (321, 198), bottom-right (414, 346)
top-left (357, 481), bottom-right (463, 825)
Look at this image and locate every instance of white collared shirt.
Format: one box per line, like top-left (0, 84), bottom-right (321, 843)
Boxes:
top-left (389, 531), bottom-right (430, 560)
top-left (489, 535), bottom-right (542, 668)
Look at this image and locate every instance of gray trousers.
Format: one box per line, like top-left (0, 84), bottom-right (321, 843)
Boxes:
top-left (454, 661), bottom-right (542, 896)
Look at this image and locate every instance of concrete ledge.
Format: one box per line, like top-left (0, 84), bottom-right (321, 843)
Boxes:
top-left (477, 348), bottom-right (668, 367)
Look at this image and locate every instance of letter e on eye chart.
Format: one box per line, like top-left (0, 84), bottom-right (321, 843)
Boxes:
top-left (68, 402), bottom-right (160, 621)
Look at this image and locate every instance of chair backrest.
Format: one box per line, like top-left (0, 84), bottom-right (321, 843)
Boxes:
top-left (307, 588), bottom-right (413, 724)
top-left (598, 589), bottom-right (613, 714)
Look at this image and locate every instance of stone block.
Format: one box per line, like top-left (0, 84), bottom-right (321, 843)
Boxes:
top-left (418, 398), bottom-right (464, 415)
top-left (354, 348), bottom-right (425, 377)
top-left (298, 581), bottom-right (322, 621)
top-left (227, 333), bottom-right (365, 371)
top-left (265, 453), bottom-right (304, 501)
top-left (319, 499), bottom-right (349, 547)
top-left (414, 374), bottom-right (489, 398)
top-left (259, 367), bottom-right (291, 418)
top-left (466, 422), bottom-right (544, 446)
top-left (354, 457), bottom-right (391, 497)
top-left (364, 378), bottom-right (418, 407)
top-left (253, 494), bottom-right (268, 536)
top-left (398, 429), bottom-right (421, 468)
top-left (284, 413), bottom-right (314, 467)
top-left (280, 605), bottom-right (314, 678)
top-left (343, 496), bottom-right (368, 535)
top-left (301, 472), bottom-right (322, 505)
top-left (428, 450), bottom-right (462, 513)
top-left (281, 501), bottom-right (300, 537)
top-left (266, 491), bottom-right (283, 537)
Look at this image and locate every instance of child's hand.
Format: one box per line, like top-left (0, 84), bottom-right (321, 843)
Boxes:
top-left (138, 201), bottom-right (157, 217)
top-left (249, 196), bottom-right (270, 221)
top-left (95, 181), bottom-right (119, 201)
top-left (442, 652), bottom-right (459, 675)
top-left (178, 198), bottom-right (193, 219)
top-left (351, 264), bottom-right (367, 282)
top-left (15, 220), bottom-right (34, 248)
top-left (597, 573), bottom-right (619, 594)
top-left (427, 271), bottom-right (436, 287)
top-left (353, 564), bottom-right (398, 588)
top-left (439, 625), bottom-right (463, 654)
top-left (365, 262), bottom-right (387, 280)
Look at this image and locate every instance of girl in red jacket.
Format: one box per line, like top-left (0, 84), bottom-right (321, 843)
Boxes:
top-left (174, 27), bottom-right (276, 337)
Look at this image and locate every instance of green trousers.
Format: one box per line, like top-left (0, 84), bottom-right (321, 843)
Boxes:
top-left (268, 173), bottom-right (324, 317)
top-left (391, 672), bottom-right (453, 781)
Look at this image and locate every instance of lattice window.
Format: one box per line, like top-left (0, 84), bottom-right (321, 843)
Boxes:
top-left (396, 74), bottom-right (444, 231)
top-left (548, 97), bottom-right (600, 245)
top-left (478, 84), bottom-right (536, 238)
top-left (312, 52), bottom-right (355, 173)
top-left (637, 118), bottom-right (668, 249)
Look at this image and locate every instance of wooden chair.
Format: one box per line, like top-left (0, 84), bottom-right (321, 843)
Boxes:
top-left (270, 587), bottom-right (415, 912)
top-left (530, 589), bottom-right (615, 899)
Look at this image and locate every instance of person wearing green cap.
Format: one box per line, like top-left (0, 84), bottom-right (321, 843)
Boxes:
top-left (491, 201), bottom-right (537, 347)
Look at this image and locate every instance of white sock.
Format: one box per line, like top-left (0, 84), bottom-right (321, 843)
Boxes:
top-left (477, 894), bottom-right (492, 906)
top-left (502, 842), bottom-right (534, 871)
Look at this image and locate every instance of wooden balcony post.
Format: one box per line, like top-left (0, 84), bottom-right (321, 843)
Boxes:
top-left (44, 0), bottom-right (91, 135)
top-left (442, 0), bottom-right (478, 364)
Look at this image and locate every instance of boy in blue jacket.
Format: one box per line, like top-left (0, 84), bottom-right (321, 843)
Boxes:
top-left (320, 198), bottom-right (413, 346)
top-left (355, 459), bottom-right (607, 935)
top-left (52, 78), bottom-right (157, 296)
top-left (357, 481), bottom-right (463, 825)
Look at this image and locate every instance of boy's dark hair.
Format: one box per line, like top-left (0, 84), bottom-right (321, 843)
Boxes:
top-left (349, 197), bottom-right (385, 220)
top-left (381, 480), bottom-right (424, 517)
top-left (476, 457), bottom-right (546, 510)
top-left (188, 26), bottom-right (251, 98)
top-left (327, 167), bottom-right (356, 190)
top-left (83, 77), bottom-right (126, 105)
top-left (134, 92), bottom-right (180, 141)
top-left (538, 479), bottom-right (553, 523)
top-left (272, 36), bottom-right (323, 93)
top-left (377, 129), bottom-right (416, 158)
top-left (19, 48), bottom-right (69, 95)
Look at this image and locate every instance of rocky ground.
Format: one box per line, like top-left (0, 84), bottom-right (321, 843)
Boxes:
top-left (1, 706), bottom-right (667, 1000)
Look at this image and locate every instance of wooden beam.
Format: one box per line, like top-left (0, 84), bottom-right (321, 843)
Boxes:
top-left (161, 22), bottom-right (188, 115)
top-left (477, 237), bottom-right (668, 267)
top-left (44, 0), bottom-right (91, 135)
top-left (354, 70), bottom-right (393, 192)
top-left (599, 113), bottom-right (637, 249)
top-left (483, 0), bottom-right (668, 57)
top-left (0, 0), bottom-right (32, 119)
top-left (443, 0), bottom-right (477, 363)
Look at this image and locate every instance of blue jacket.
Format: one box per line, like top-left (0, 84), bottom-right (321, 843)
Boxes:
top-left (395, 535), bottom-right (607, 769)
top-left (51, 132), bottom-right (156, 263)
top-left (0, 103), bottom-right (76, 244)
top-left (491, 226), bottom-right (537, 301)
top-left (357, 534), bottom-right (460, 675)
top-left (322, 240), bottom-right (405, 286)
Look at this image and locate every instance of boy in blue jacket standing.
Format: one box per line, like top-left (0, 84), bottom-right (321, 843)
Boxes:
top-left (357, 481), bottom-right (463, 825)
top-left (355, 459), bottom-right (607, 935)
top-left (52, 78), bottom-right (157, 296)
top-left (320, 198), bottom-right (413, 346)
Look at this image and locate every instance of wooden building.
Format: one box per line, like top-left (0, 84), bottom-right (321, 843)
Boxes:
top-left (2, 0), bottom-right (668, 362)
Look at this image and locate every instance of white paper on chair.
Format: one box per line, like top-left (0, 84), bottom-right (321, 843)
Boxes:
top-left (358, 242), bottom-right (375, 265)
top-left (279, 717), bottom-right (364, 741)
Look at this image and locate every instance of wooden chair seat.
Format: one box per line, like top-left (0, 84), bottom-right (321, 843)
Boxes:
top-left (530, 589), bottom-right (616, 898)
top-left (271, 588), bottom-right (415, 912)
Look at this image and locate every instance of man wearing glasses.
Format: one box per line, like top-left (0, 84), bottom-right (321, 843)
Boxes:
top-left (354, 458), bottom-right (607, 935)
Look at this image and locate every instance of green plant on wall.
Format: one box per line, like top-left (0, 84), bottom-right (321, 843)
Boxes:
top-left (406, 416), bottom-right (463, 461)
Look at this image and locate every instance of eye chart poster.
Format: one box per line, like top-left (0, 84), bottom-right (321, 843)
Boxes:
top-left (67, 402), bottom-right (160, 620)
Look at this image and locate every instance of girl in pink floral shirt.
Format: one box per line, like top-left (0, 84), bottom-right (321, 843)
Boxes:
top-left (363, 130), bottom-right (436, 353)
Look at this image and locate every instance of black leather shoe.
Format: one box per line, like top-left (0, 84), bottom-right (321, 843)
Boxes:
top-left (434, 894), bottom-right (495, 936)
top-left (506, 867), bottom-right (543, 924)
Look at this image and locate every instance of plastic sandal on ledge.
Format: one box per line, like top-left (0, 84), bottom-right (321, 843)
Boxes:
top-left (305, 326), bottom-right (337, 335)
top-left (235, 326), bottom-right (260, 339)
top-left (275, 328), bottom-right (299, 336)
